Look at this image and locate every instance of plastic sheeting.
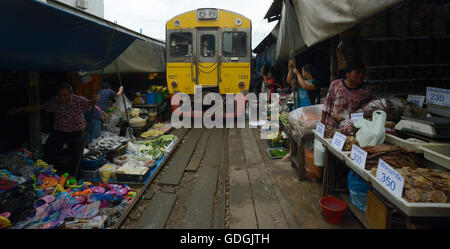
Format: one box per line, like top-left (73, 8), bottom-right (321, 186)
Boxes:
top-left (88, 39), bottom-right (166, 74)
top-left (292, 0), bottom-right (403, 46)
top-left (0, 0), bottom-right (138, 71)
top-left (275, 0), bottom-right (305, 63)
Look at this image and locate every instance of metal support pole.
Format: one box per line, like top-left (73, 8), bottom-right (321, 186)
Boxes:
top-left (27, 71), bottom-right (42, 158)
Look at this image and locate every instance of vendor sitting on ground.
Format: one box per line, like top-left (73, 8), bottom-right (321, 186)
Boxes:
top-left (321, 61), bottom-right (373, 128)
top-left (9, 83), bottom-right (94, 173)
top-left (287, 60), bottom-right (321, 108)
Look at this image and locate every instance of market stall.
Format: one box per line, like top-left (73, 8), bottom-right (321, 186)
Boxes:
top-left (0, 122), bottom-right (181, 229)
top-left (262, 0), bottom-right (450, 228)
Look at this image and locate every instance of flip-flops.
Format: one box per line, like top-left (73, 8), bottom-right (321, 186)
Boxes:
top-left (27, 195), bottom-right (55, 220)
top-left (71, 201), bottom-right (100, 219)
top-left (0, 179), bottom-right (17, 195)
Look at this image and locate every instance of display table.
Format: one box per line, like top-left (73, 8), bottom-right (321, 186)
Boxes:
top-left (280, 122), bottom-right (314, 180)
top-left (111, 128), bottom-right (188, 229)
top-left (314, 130), bottom-right (450, 229)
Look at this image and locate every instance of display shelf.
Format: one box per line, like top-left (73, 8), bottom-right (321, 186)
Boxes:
top-left (344, 154), bottom-right (372, 182)
top-left (132, 104), bottom-right (160, 108)
top-left (374, 92), bottom-right (426, 97)
top-left (366, 63), bottom-right (450, 70)
top-left (312, 129), bottom-right (332, 147)
top-left (364, 35), bottom-right (450, 42)
top-left (339, 193), bottom-right (372, 229)
top-left (367, 173), bottom-right (450, 217)
top-left (367, 77), bottom-right (450, 83)
top-left (327, 143), bottom-right (351, 161)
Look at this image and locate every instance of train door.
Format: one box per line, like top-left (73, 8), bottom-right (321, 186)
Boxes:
top-left (167, 30), bottom-right (195, 95)
top-left (196, 29), bottom-right (219, 88)
top-left (220, 30), bottom-right (251, 94)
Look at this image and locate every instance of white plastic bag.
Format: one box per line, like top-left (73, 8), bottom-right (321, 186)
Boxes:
top-left (287, 104), bottom-right (323, 136)
top-left (354, 110), bottom-right (387, 147)
top-left (113, 94), bottom-right (132, 114)
top-left (314, 139), bottom-right (326, 167)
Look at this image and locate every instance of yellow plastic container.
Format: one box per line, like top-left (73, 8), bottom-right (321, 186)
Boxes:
top-left (99, 164), bottom-right (115, 183)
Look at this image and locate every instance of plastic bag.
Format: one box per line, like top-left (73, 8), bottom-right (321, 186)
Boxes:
top-left (354, 110), bottom-right (386, 147)
top-left (348, 170), bottom-right (371, 213)
top-left (304, 141), bottom-right (322, 180)
top-left (113, 94), bottom-right (132, 114)
top-left (338, 118), bottom-right (359, 136)
top-left (287, 104), bottom-right (323, 136)
top-left (357, 96), bottom-right (427, 122)
top-left (314, 139), bottom-right (326, 167)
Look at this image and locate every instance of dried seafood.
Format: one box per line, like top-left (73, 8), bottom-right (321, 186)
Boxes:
top-left (324, 126), bottom-right (338, 139)
top-left (370, 167), bottom-right (450, 203)
top-left (362, 144), bottom-right (418, 170)
top-left (343, 136), bottom-right (359, 151)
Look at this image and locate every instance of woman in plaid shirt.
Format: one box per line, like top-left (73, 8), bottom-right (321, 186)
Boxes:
top-left (11, 83), bottom-right (94, 173)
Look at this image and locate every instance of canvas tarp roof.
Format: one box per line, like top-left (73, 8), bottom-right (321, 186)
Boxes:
top-left (88, 39), bottom-right (166, 74)
top-left (0, 0), bottom-right (165, 73)
top-left (291, 0), bottom-right (403, 47)
top-left (275, 0), bottom-right (306, 63)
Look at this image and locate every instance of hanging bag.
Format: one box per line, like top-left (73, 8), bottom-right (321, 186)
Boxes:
top-left (94, 105), bottom-right (110, 123)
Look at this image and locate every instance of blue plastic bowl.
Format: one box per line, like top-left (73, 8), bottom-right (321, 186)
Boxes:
top-left (82, 154), bottom-right (106, 168)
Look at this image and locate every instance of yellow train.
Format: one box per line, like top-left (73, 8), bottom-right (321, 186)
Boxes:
top-left (166, 8), bottom-right (251, 112)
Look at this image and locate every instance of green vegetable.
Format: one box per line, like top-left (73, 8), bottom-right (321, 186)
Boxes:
top-left (268, 148), bottom-right (287, 158)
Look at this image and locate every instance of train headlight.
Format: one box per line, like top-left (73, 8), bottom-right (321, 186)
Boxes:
top-left (171, 81), bottom-right (178, 88)
top-left (238, 81), bottom-right (245, 89)
top-left (197, 8), bottom-right (219, 20)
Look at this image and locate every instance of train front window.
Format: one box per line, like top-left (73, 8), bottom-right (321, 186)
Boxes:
top-left (170, 32), bottom-right (192, 57)
top-left (222, 32), bottom-right (246, 57)
top-left (201, 35), bottom-right (215, 57)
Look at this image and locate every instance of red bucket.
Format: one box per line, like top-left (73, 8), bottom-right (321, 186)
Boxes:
top-left (319, 196), bottom-right (347, 225)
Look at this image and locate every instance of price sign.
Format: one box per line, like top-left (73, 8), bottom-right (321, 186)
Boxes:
top-left (375, 159), bottom-right (405, 198)
top-left (316, 122), bottom-right (325, 138)
top-left (331, 132), bottom-right (346, 151)
top-left (407, 95), bottom-right (425, 107)
top-left (426, 87), bottom-right (450, 107)
top-left (351, 112), bottom-right (364, 122)
top-left (351, 144), bottom-right (367, 169)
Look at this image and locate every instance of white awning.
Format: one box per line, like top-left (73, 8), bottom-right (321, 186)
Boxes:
top-left (292, 0), bottom-right (403, 46)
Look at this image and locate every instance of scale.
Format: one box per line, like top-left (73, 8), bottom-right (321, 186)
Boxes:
top-left (395, 116), bottom-right (450, 139)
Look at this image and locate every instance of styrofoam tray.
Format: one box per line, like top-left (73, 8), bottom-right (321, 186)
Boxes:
top-left (326, 141), bottom-right (352, 160)
top-left (384, 134), bottom-right (432, 153)
top-left (312, 129), bottom-right (332, 148)
top-left (344, 154), bottom-right (372, 182)
top-left (367, 173), bottom-right (450, 217)
top-left (419, 144), bottom-right (450, 170)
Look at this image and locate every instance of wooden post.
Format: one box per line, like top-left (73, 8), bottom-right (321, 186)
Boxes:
top-left (330, 37), bottom-right (337, 82)
top-left (27, 71), bottom-right (42, 157)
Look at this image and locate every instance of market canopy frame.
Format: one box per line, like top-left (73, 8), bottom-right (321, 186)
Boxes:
top-left (0, 0), bottom-right (165, 73)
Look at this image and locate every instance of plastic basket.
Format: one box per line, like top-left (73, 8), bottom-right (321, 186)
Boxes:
top-left (146, 93), bottom-right (156, 104)
top-left (82, 154), bottom-right (106, 168)
top-left (156, 92), bottom-right (163, 104)
top-left (115, 167), bottom-right (151, 183)
top-left (266, 147), bottom-right (287, 159)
